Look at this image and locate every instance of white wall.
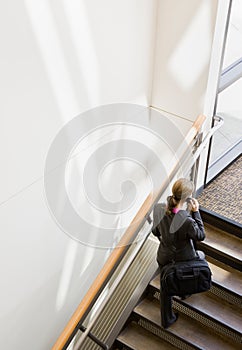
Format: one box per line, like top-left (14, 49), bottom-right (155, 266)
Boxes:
top-left (151, 0), bottom-right (235, 190)
top-left (0, 1), bottom-right (157, 349)
top-left (0, 1), bottom-right (232, 348)
top-left (151, 0), bottom-right (218, 122)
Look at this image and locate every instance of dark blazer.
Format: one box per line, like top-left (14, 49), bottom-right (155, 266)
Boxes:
top-left (152, 203), bottom-right (205, 266)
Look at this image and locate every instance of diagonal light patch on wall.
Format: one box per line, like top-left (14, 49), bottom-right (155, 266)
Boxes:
top-left (24, 0), bottom-right (80, 117)
top-left (56, 240), bottom-right (78, 311)
top-left (62, 0), bottom-right (100, 105)
top-left (168, 1), bottom-right (212, 91)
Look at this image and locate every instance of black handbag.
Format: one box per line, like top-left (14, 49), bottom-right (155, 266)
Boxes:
top-left (160, 258), bottom-right (212, 296)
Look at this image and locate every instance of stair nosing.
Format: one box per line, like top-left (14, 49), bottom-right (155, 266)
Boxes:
top-left (117, 321), bottom-right (178, 350)
top-left (202, 223), bottom-right (242, 262)
top-left (149, 279), bottom-right (242, 335)
top-left (133, 298), bottom-right (241, 350)
top-left (149, 267), bottom-right (242, 300)
top-left (206, 256), bottom-right (242, 297)
top-left (173, 296), bottom-right (242, 337)
top-left (200, 241), bottom-right (242, 264)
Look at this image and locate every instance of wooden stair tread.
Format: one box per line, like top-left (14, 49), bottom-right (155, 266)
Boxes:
top-left (206, 256), bottom-right (242, 296)
top-left (203, 223), bottom-right (242, 262)
top-left (150, 257), bottom-right (242, 297)
top-left (134, 298), bottom-right (241, 350)
top-left (179, 292), bottom-right (242, 334)
top-left (117, 321), bottom-right (177, 350)
top-left (149, 273), bottom-right (160, 290)
top-left (150, 272), bottom-right (241, 333)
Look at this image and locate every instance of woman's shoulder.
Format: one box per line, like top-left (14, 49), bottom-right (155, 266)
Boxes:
top-left (169, 210), bottom-right (192, 233)
top-left (177, 209), bottom-right (192, 218)
top-left (153, 203), bottom-right (166, 225)
top-left (153, 203), bottom-right (167, 215)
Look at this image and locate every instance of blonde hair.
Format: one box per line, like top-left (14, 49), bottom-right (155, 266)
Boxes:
top-left (166, 178), bottom-right (194, 215)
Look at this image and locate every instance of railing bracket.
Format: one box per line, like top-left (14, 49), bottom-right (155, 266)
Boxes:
top-left (78, 325), bottom-right (109, 350)
top-left (146, 214), bottom-right (152, 224)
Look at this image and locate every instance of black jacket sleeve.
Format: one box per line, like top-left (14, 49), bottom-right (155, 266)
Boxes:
top-left (187, 211), bottom-right (205, 241)
top-left (152, 203), bottom-right (166, 239)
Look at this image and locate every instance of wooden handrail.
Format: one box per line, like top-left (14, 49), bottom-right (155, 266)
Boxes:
top-left (192, 114), bottom-right (206, 133)
top-left (184, 114), bottom-right (206, 145)
top-left (52, 114), bottom-right (206, 350)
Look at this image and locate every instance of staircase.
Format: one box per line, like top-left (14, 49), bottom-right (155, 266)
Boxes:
top-left (113, 214), bottom-right (242, 350)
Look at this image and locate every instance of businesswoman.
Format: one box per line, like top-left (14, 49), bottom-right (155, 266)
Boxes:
top-left (152, 178), bottom-right (205, 328)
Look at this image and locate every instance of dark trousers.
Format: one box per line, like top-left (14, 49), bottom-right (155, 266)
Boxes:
top-left (160, 276), bottom-right (177, 328)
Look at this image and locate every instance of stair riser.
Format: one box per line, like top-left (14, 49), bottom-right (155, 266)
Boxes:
top-left (200, 208), bottom-right (242, 239)
top-left (131, 315), bottom-right (200, 350)
top-left (198, 243), bottom-right (242, 271)
top-left (147, 287), bottom-right (242, 344)
top-left (112, 340), bottom-right (133, 350)
top-left (211, 284), bottom-right (242, 308)
top-left (148, 282), bottom-right (242, 308)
